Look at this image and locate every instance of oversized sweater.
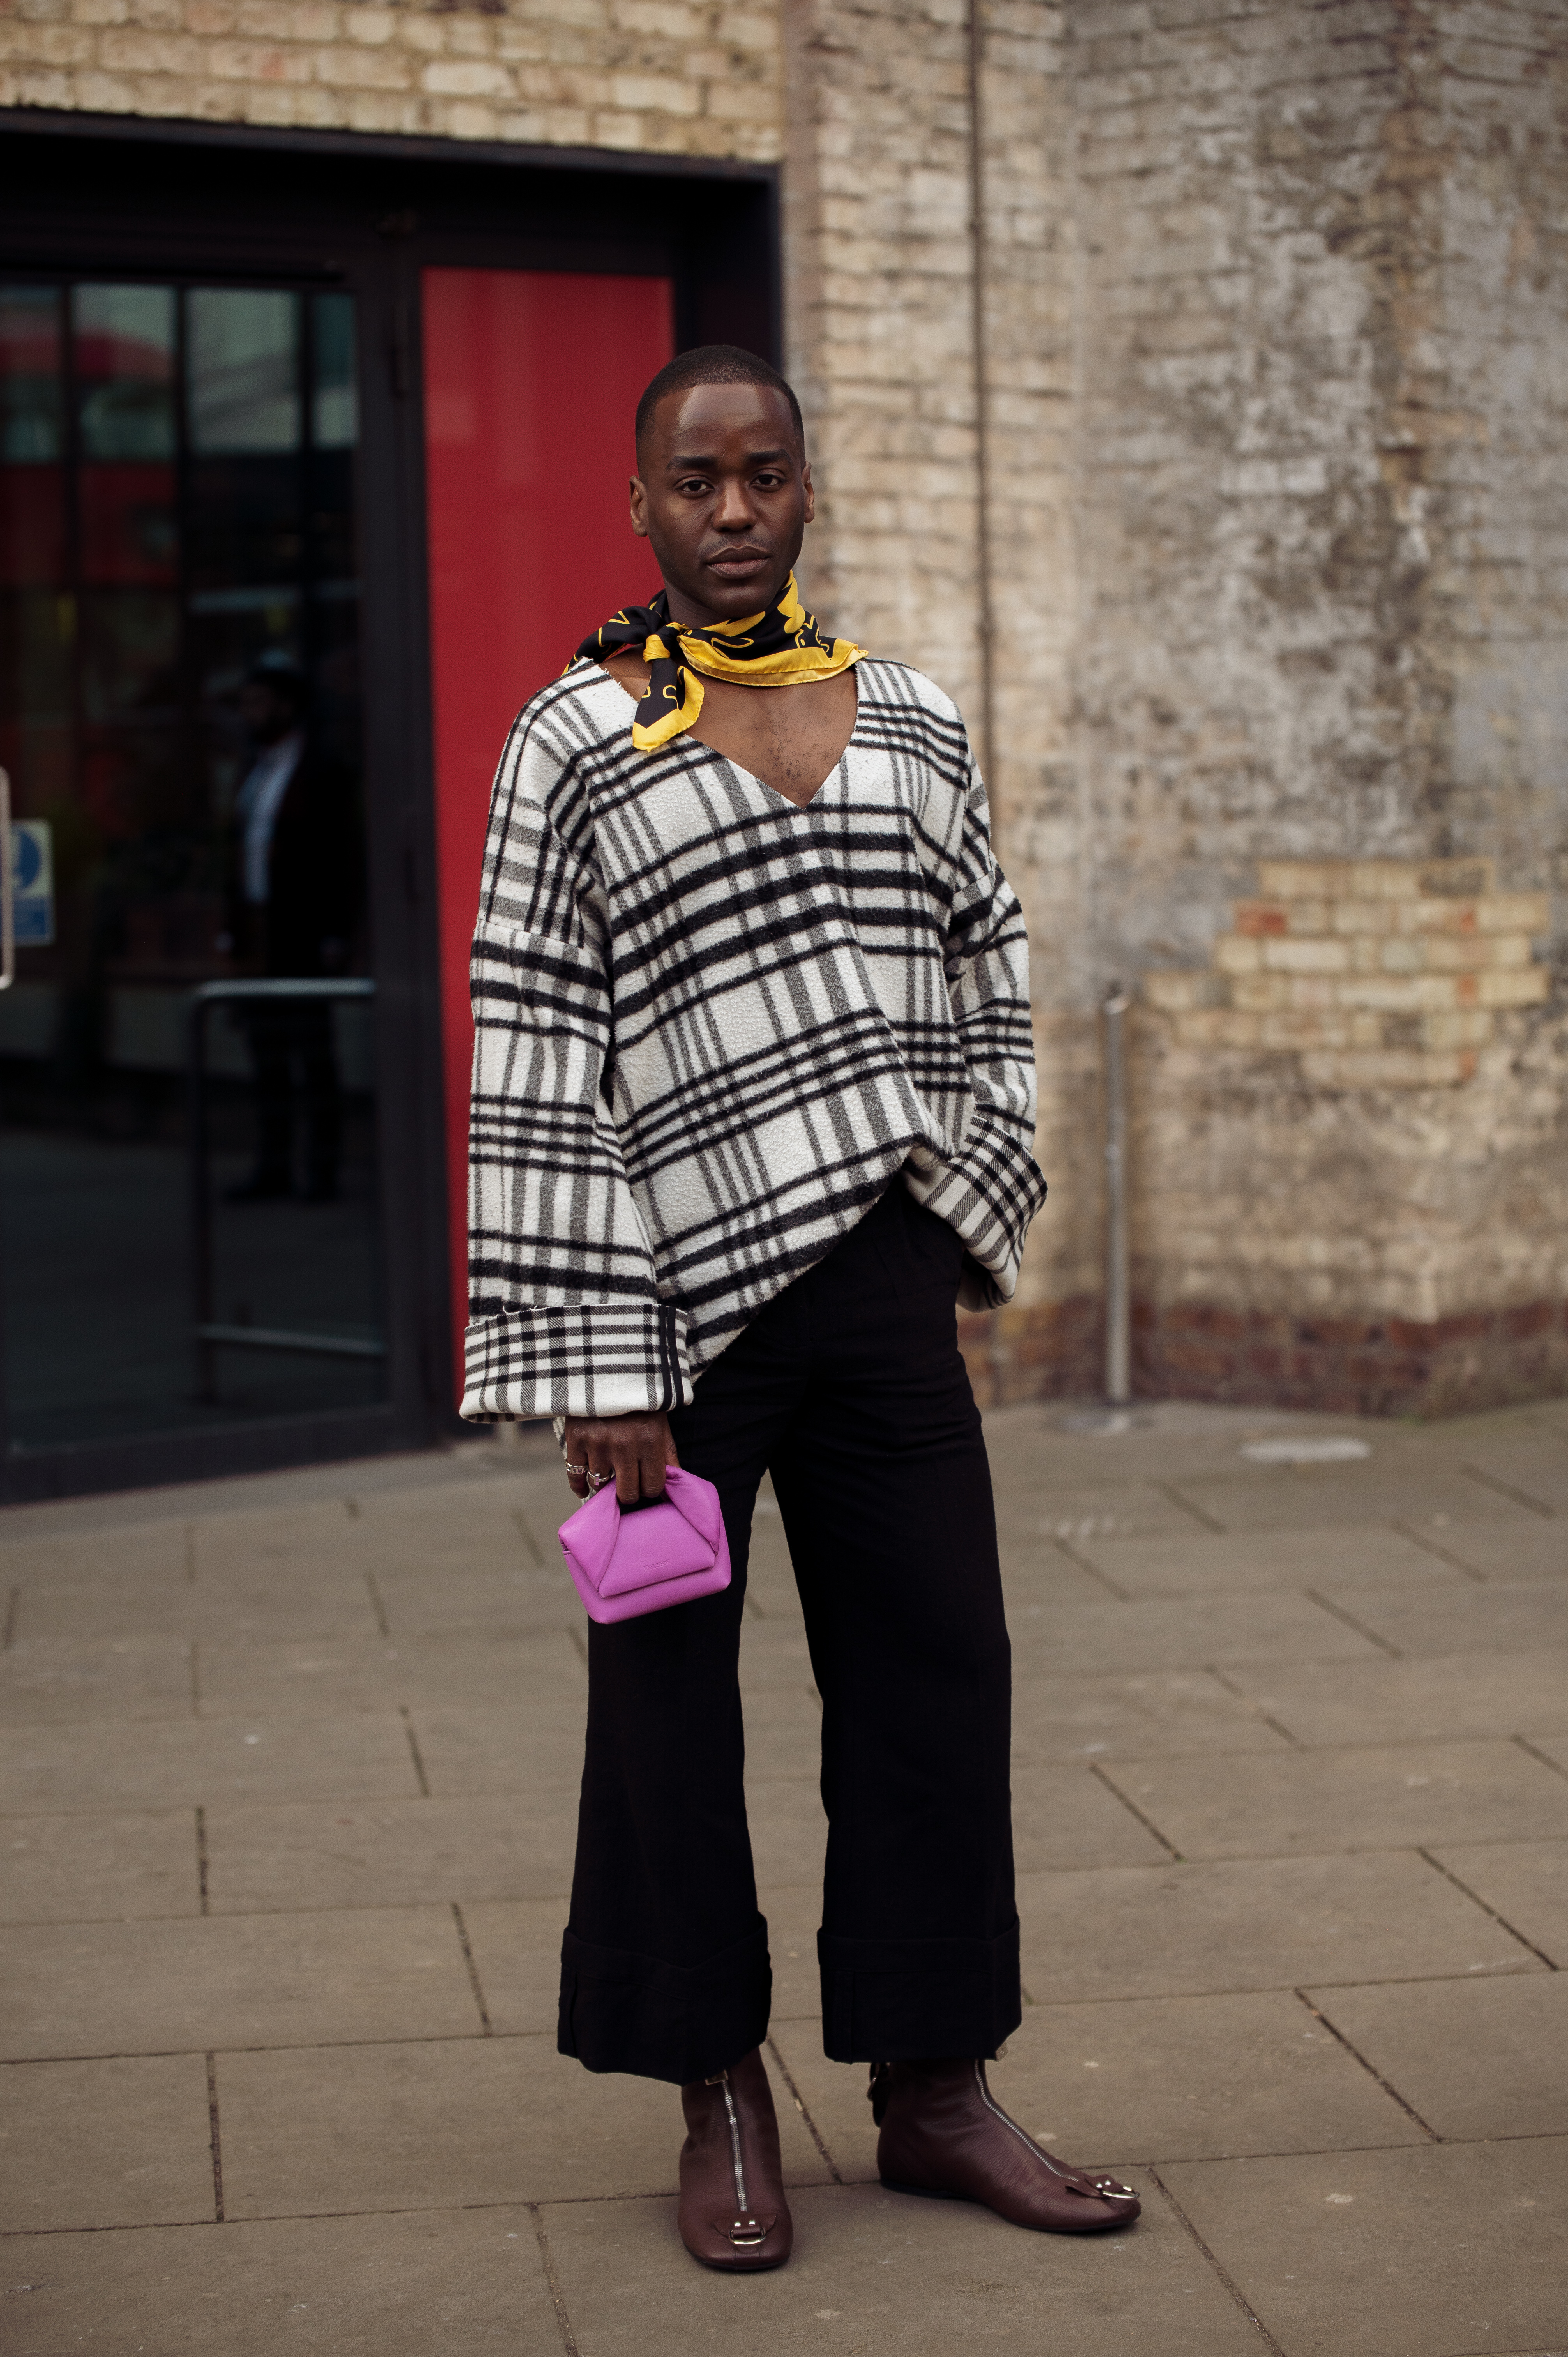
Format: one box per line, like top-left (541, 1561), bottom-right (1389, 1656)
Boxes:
top-left (461, 654), bottom-right (1045, 1421)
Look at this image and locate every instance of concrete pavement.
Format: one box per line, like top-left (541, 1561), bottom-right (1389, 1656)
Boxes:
top-left (2, 1395), bottom-right (1565, 2355)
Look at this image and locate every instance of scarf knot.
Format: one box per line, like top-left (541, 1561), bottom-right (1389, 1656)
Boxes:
top-left (572, 575), bottom-right (863, 751)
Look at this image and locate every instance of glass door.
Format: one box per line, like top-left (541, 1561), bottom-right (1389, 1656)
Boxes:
top-left (0, 277), bottom-right (387, 1456)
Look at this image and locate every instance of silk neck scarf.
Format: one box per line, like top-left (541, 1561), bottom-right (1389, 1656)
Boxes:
top-left (574, 574), bottom-right (864, 753)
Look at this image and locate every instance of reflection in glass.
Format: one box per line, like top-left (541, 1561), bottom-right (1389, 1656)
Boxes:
top-left (0, 277), bottom-right (379, 1458)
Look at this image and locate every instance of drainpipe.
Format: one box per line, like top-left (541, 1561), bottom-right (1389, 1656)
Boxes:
top-left (968, 0), bottom-right (997, 799)
top-left (1102, 982), bottom-right (1132, 1406)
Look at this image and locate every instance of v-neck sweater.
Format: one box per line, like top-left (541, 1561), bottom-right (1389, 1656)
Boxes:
top-left (461, 654), bottom-right (1045, 1421)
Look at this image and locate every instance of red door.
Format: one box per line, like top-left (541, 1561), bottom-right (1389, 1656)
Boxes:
top-left (421, 269), bottom-right (672, 1393)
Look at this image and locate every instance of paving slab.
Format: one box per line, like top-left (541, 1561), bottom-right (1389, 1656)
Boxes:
top-left (1010, 1669), bottom-right (1290, 1759)
top-left (770, 1985), bottom-right (1415, 2182)
top-left (458, 1897), bottom-right (568, 2035)
top-left (0, 2208), bottom-right (562, 2354)
top-left (218, 2035), bottom-right (828, 2217)
top-left (0, 1807), bottom-right (198, 1924)
top-left (999, 1553), bottom-right (1128, 1609)
top-left (0, 1520), bottom-right (191, 1585)
top-left (370, 1561), bottom-right (583, 1636)
top-left (996, 1482), bottom-right (1213, 1546)
top-left (14, 1565), bottom-right (383, 1646)
top-left (1010, 1762), bottom-right (1171, 1868)
top-left (1162, 1467), bottom-right (1538, 1534)
top-left (1099, 1740), bottom-right (1568, 1860)
top-left (0, 1711), bottom-right (420, 1814)
top-left (1426, 1517), bottom-right (1568, 1582)
top-left (1074, 1522), bottom-right (1468, 1597)
top-left (749, 1776), bottom-right (830, 1888)
top-left (0, 1635), bottom-right (194, 1724)
top-left (204, 1793), bottom-right (582, 1912)
top-left (1017, 1853), bottom-right (1541, 2004)
top-left (1226, 1651), bottom-right (1568, 1746)
top-left (0, 1906), bottom-right (482, 2058)
top-left (1160, 2136), bottom-right (1568, 2357)
top-left (1006, 1592), bottom-right (1383, 1679)
top-left (738, 1618), bottom-right (821, 1693)
top-left (406, 1697), bottom-right (589, 1797)
top-left (1319, 1580), bottom-right (1568, 1657)
top-left (540, 2175), bottom-right (1264, 2357)
top-left (1430, 1841), bottom-right (1568, 1967)
top-left (758, 1883), bottom-right (826, 2020)
top-left (1458, 1441), bottom-right (1568, 1515)
top-left (196, 1628), bottom-right (586, 1717)
top-left (0, 2052), bottom-right (214, 2230)
top-left (188, 1499), bottom-right (362, 1577)
top-left (1306, 1972), bottom-right (1568, 2140)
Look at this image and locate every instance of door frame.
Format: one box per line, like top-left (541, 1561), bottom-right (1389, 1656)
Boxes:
top-left (0, 107), bottom-right (781, 1502)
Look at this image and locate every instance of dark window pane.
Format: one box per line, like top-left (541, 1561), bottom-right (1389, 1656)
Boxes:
top-left (0, 288), bottom-right (65, 585)
top-left (189, 289), bottom-right (300, 453)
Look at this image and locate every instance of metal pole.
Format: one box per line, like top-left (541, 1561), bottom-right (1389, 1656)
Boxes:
top-left (1102, 982), bottom-right (1132, 1407)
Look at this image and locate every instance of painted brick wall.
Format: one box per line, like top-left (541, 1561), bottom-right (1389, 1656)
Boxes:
top-left (0, 0), bottom-right (783, 159)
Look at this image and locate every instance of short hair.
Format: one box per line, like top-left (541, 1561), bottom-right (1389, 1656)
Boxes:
top-left (635, 344), bottom-right (804, 463)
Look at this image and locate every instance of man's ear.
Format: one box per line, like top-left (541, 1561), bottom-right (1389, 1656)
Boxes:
top-left (801, 459), bottom-right (815, 527)
top-left (629, 475), bottom-right (649, 539)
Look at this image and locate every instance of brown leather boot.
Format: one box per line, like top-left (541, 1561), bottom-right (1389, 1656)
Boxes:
top-left (872, 2058), bottom-right (1140, 2233)
top-left (677, 2047), bottom-right (794, 2270)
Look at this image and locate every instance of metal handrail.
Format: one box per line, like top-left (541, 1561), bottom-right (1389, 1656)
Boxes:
top-left (187, 977), bottom-right (382, 1401)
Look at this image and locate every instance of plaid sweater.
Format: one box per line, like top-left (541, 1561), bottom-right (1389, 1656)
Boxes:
top-left (461, 655), bottom-right (1045, 1421)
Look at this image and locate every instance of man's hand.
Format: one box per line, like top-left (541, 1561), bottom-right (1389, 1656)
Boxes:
top-left (562, 1412), bottom-right (679, 1504)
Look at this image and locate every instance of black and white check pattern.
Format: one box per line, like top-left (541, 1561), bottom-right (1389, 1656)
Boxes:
top-left (462, 656), bottom-right (1045, 1421)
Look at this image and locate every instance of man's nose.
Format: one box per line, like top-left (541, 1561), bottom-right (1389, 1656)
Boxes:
top-left (711, 476), bottom-right (757, 530)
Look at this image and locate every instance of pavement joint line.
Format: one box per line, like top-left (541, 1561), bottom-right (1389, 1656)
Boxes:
top-left (189, 1641), bottom-right (201, 1713)
top-left (1047, 1534), bottom-right (1130, 1598)
top-left (452, 1901), bottom-right (494, 2034)
top-left (1461, 1465), bottom-right (1556, 1520)
top-left (1303, 1588), bottom-right (1402, 1656)
top-left (1513, 1735), bottom-right (1568, 1785)
top-left (365, 1573), bottom-right (390, 1638)
top-left (398, 1704), bottom-right (431, 1795)
top-left (513, 1508), bottom-right (547, 1569)
top-left (195, 1805), bottom-right (210, 1915)
top-left (528, 2202), bottom-right (583, 2356)
top-left (2, 1585), bottom-right (18, 1650)
top-left (1148, 1479), bottom-right (1227, 1534)
top-left (1392, 1520), bottom-right (1490, 1581)
top-left (1415, 1848), bottom-right (1559, 1971)
top-left (205, 2050), bottom-right (226, 2223)
top-left (1145, 2165), bottom-right (1288, 2356)
top-left (765, 2032), bottom-right (843, 2182)
top-left (1088, 1761), bottom-right (1182, 1860)
top-left (1294, 1989), bottom-right (1442, 2141)
top-left (1207, 1664), bottom-right (1304, 1746)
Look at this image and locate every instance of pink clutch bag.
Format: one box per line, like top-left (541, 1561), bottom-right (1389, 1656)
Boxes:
top-left (557, 1466), bottom-right (732, 1625)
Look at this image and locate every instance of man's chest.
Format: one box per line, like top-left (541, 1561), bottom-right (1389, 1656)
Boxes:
top-left (602, 652), bottom-right (856, 808)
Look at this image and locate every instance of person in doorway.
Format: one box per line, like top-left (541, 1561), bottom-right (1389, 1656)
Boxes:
top-left (462, 346), bottom-right (1139, 2270)
top-left (226, 652), bottom-right (362, 1203)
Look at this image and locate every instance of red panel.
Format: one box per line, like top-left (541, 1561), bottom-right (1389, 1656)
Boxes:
top-left (422, 268), bottom-right (672, 1396)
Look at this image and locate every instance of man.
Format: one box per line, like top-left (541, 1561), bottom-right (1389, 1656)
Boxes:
top-left (226, 653), bottom-right (362, 1203)
top-left (463, 346), bottom-right (1137, 2270)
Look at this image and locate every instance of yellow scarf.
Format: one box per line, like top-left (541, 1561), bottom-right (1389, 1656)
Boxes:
top-left (574, 574), bottom-right (863, 752)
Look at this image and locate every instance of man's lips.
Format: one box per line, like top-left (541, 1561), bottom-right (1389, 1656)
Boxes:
top-left (704, 547), bottom-right (771, 571)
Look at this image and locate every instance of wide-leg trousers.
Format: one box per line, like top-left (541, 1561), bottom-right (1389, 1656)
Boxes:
top-left (557, 1181), bottom-right (1021, 2087)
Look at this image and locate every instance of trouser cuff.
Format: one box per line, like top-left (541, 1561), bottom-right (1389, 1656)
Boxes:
top-left (558, 1917), bottom-right (772, 2086)
top-left (818, 1919), bottom-right (1022, 2062)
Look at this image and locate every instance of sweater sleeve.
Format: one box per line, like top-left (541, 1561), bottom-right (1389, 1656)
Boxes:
top-left (911, 748), bottom-right (1047, 1310)
top-left (460, 692), bottom-right (692, 1421)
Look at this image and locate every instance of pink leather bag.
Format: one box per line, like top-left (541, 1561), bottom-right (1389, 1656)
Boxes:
top-left (557, 1465), bottom-right (732, 1625)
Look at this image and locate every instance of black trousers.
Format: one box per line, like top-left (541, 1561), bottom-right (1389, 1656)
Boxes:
top-left (558, 1182), bottom-right (1020, 2086)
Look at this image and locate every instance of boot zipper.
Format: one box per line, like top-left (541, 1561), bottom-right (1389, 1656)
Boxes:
top-left (704, 2069), bottom-right (765, 2245)
top-left (718, 2071), bottom-right (748, 2210)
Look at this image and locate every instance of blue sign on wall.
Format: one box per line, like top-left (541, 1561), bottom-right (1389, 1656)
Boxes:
top-left (12, 822), bottom-right (54, 947)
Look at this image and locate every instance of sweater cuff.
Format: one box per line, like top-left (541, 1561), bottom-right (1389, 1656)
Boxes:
top-left (460, 1300), bottom-right (693, 1422)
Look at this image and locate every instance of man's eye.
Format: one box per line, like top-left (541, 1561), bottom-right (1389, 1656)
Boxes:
top-left (754, 473), bottom-right (784, 490)
top-left (677, 478), bottom-right (711, 496)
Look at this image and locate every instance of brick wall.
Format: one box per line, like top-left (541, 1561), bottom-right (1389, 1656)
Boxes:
top-left (0, 0), bottom-right (783, 159)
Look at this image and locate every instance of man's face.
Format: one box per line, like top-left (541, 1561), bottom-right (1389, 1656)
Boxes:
top-left (630, 383), bottom-right (813, 626)
top-left (238, 680), bottom-right (299, 747)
